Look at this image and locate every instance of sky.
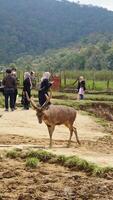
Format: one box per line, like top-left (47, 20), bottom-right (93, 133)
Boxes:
top-left (68, 0), bottom-right (113, 11)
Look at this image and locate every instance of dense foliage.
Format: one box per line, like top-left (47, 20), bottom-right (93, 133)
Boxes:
top-left (1, 0), bottom-right (113, 64)
top-left (10, 33), bottom-right (113, 71)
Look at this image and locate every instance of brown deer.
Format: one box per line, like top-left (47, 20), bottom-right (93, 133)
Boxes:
top-left (30, 99), bottom-right (80, 148)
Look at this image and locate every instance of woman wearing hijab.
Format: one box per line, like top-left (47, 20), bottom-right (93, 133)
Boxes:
top-left (38, 72), bottom-right (53, 106)
top-left (22, 72), bottom-right (32, 109)
top-left (77, 76), bottom-right (86, 100)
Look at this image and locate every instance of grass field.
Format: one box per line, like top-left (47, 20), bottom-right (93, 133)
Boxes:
top-left (61, 79), bottom-right (113, 91)
top-left (1, 90), bottom-right (113, 108)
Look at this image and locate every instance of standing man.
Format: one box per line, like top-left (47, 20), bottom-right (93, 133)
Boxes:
top-left (2, 69), bottom-right (16, 111)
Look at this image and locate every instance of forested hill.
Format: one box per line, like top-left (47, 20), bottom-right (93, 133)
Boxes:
top-left (1, 0), bottom-right (113, 64)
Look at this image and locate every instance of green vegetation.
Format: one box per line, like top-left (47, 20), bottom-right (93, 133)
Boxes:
top-left (27, 149), bottom-right (54, 162)
top-left (26, 157), bottom-right (39, 168)
top-left (0, 95), bottom-right (4, 108)
top-left (13, 40), bottom-right (113, 71)
top-left (6, 149), bottom-right (20, 159)
top-left (1, 0), bottom-right (113, 65)
top-left (52, 92), bottom-right (113, 102)
top-left (5, 149), bottom-right (113, 177)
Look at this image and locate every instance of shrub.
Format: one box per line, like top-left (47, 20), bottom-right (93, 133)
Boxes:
top-left (56, 155), bottom-right (68, 165)
top-left (27, 150), bottom-right (54, 162)
top-left (26, 157), bottom-right (39, 168)
top-left (6, 149), bottom-right (20, 159)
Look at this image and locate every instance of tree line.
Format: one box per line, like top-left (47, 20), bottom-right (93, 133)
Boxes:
top-left (1, 0), bottom-right (113, 64)
top-left (6, 33), bottom-right (113, 72)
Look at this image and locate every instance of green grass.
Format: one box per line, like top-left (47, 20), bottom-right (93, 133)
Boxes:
top-left (0, 94), bottom-right (4, 108)
top-left (52, 91), bottom-right (113, 101)
top-left (26, 157), bottom-right (39, 168)
top-left (61, 78), bottom-right (113, 91)
top-left (86, 80), bottom-right (113, 91)
top-left (1, 69), bottom-right (113, 91)
top-left (27, 149), bottom-right (54, 162)
top-left (5, 149), bottom-right (113, 177)
top-left (6, 149), bottom-right (20, 159)
top-left (25, 150), bottom-right (113, 177)
top-left (0, 72), bottom-right (4, 80)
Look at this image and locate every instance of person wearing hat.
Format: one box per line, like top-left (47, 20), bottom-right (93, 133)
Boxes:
top-left (2, 69), bottom-right (16, 111)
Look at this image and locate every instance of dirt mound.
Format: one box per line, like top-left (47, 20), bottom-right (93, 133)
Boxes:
top-left (80, 102), bottom-right (113, 121)
top-left (0, 156), bottom-right (113, 200)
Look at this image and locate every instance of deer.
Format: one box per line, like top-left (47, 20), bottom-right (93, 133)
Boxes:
top-left (30, 99), bottom-right (80, 148)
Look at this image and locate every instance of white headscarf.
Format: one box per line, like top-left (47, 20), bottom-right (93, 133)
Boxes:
top-left (24, 72), bottom-right (32, 89)
top-left (24, 72), bottom-right (31, 80)
top-left (79, 76), bottom-right (84, 81)
top-left (11, 71), bottom-right (17, 77)
top-left (41, 72), bottom-right (51, 82)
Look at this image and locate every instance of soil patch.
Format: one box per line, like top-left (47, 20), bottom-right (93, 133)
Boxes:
top-left (0, 157), bottom-right (113, 200)
top-left (0, 108), bottom-right (113, 167)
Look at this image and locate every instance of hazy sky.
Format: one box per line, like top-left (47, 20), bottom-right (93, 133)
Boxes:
top-left (69, 0), bottom-right (113, 11)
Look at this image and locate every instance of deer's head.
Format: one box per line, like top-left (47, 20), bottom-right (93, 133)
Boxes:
top-left (30, 99), bottom-right (48, 124)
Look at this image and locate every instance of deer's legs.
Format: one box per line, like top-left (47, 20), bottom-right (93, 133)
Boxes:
top-left (47, 125), bottom-right (55, 148)
top-left (67, 126), bottom-right (73, 148)
top-left (73, 126), bottom-right (80, 145)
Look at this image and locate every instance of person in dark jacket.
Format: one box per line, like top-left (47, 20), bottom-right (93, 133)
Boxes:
top-left (38, 72), bottom-right (53, 106)
top-left (77, 76), bottom-right (86, 100)
top-left (11, 68), bottom-right (18, 109)
top-left (22, 72), bottom-right (32, 110)
top-left (2, 69), bottom-right (16, 111)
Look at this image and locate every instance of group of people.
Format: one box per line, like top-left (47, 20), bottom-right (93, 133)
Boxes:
top-left (1, 69), bottom-right (35, 111)
top-left (21, 71), bottom-right (53, 109)
top-left (1, 68), bottom-right (86, 111)
top-left (1, 69), bottom-right (53, 111)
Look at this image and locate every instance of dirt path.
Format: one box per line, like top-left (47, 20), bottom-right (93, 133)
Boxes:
top-left (0, 108), bottom-right (113, 167)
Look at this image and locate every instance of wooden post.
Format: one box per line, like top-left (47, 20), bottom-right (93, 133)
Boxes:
top-left (59, 71), bottom-right (62, 89)
top-left (107, 80), bottom-right (110, 90)
top-left (92, 70), bottom-right (95, 90)
top-left (92, 79), bottom-right (95, 90)
top-left (64, 71), bottom-right (66, 87)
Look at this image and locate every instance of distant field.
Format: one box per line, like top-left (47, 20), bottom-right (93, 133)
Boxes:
top-left (1, 70), bottom-right (113, 91)
top-left (61, 79), bottom-right (113, 91)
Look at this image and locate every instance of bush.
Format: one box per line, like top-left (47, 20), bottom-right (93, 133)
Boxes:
top-left (27, 150), bottom-right (54, 162)
top-left (56, 155), bottom-right (68, 165)
top-left (26, 157), bottom-right (39, 168)
top-left (6, 149), bottom-right (20, 159)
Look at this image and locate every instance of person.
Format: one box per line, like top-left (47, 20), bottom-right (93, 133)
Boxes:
top-left (0, 80), bottom-right (4, 94)
top-left (30, 71), bottom-right (36, 88)
top-left (22, 72), bottom-right (32, 110)
top-left (11, 68), bottom-right (18, 109)
top-left (77, 76), bottom-right (86, 100)
top-left (38, 72), bottom-right (53, 106)
top-left (2, 69), bottom-right (16, 111)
